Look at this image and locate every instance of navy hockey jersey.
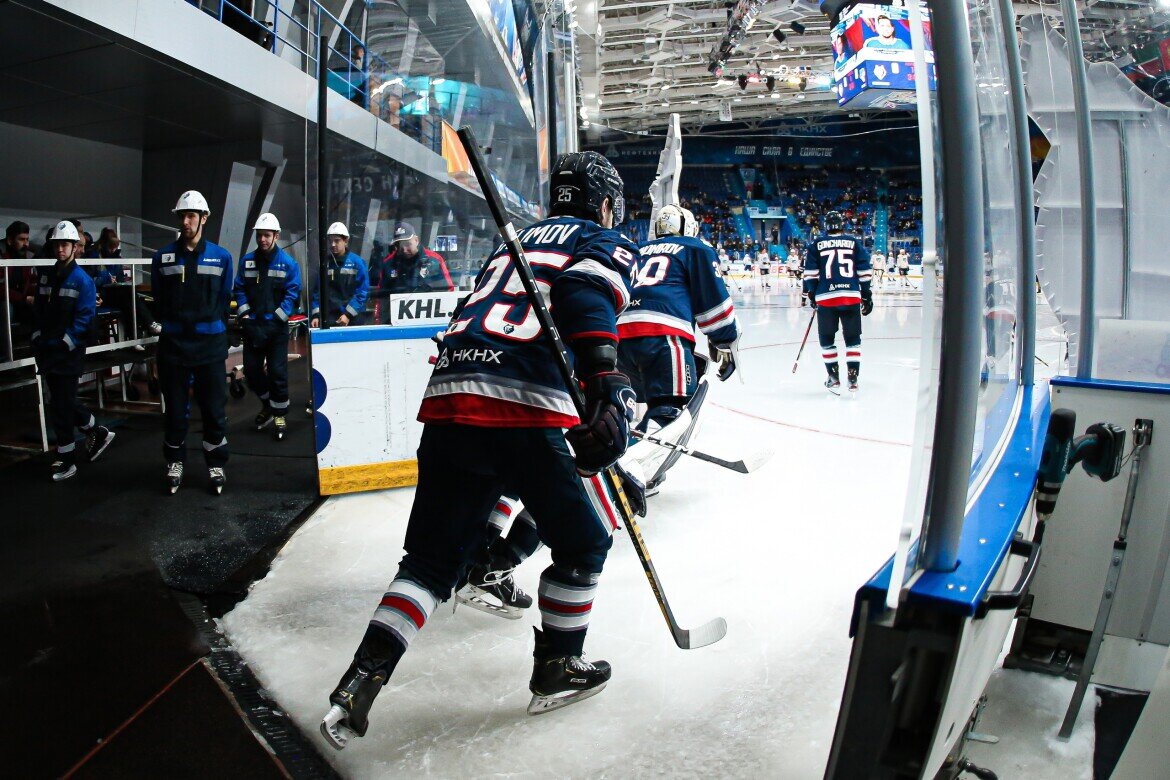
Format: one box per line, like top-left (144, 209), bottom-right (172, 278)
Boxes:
top-left (803, 233), bottom-right (872, 306)
top-left (418, 216), bottom-right (637, 429)
top-left (618, 235), bottom-right (739, 346)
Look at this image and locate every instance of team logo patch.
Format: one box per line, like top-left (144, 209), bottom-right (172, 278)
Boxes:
top-left (503, 323), bottom-right (514, 334)
top-left (162, 253), bottom-right (176, 264)
top-left (618, 387), bottom-right (638, 419)
top-left (245, 259), bottom-right (255, 269)
top-left (419, 267), bottom-right (427, 277)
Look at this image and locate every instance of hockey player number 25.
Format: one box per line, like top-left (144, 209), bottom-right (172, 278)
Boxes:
top-left (821, 247), bottom-right (854, 278)
top-left (450, 250), bottom-right (573, 341)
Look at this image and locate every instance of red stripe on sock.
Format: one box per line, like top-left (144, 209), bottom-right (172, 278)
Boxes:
top-left (380, 595), bottom-right (426, 628)
top-left (539, 597), bottom-right (594, 614)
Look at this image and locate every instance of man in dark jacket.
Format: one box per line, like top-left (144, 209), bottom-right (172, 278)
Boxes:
top-left (151, 190), bottom-right (234, 494)
top-left (374, 222), bottom-right (454, 294)
top-left (32, 220), bottom-right (115, 481)
top-left (234, 212), bottom-right (301, 440)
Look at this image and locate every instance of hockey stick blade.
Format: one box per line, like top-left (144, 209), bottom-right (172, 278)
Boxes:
top-left (633, 432), bottom-right (772, 474)
top-left (675, 617), bottom-right (728, 650)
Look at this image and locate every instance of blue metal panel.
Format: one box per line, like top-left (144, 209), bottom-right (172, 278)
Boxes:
top-left (309, 324), bottom-right (444, 344)
top-left (1051, 375), bottom-right (1170, 397)
top-left (852, 389), bottom-right (1050, 629)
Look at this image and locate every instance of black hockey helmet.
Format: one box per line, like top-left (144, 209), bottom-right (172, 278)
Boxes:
top-left (824, 211), bottom-right (845, 233)
top-left (549, 151), bottom-right (625, 226)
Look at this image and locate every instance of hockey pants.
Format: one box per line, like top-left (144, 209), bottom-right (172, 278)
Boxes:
top-left (817, 305), bottom-right (862, 378)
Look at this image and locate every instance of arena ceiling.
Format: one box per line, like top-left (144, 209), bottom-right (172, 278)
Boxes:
top-left (574, 0), bottom-right (1169, 135)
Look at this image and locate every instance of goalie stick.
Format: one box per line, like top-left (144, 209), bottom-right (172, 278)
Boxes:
top-left (633, 431), bottom-right (772, 474)
top-left (457, 127), bottom-right (726, 651)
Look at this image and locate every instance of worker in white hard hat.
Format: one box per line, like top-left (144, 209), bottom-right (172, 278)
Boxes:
top-left (233, 212), bottom-right (302, 440)
top-left (151, 190), bottom-right (234, 495)
top-left (310, 221), bottom-right (369, 327)
top-left (32, 220), bottom-right (116, 481)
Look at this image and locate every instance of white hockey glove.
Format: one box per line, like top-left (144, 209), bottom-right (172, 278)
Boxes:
top-left (708, 339), bottom-right (738, 382)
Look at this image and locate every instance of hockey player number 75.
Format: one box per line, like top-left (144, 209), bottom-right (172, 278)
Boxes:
top-left (449, 250), bottom-right (573, 342)
top-left (821, 247), bottom-right (854, 278)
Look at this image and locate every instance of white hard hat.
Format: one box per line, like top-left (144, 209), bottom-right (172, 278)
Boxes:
top-left (326, 222), bottom-right (350, 238)
top-left (173, 190), bottom-right (210, 215)
top-left (680, 207), bottom-right (699, 237)
top-left (253, 212), bottom-right (281, 232)
top-left (49, 220), bottom-right (80, 243)
top-left (654, 204), bottom-right (688, 237)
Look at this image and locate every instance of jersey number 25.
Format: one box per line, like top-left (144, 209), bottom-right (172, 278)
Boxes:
top-left (448, 251), bottom-right (572, 342)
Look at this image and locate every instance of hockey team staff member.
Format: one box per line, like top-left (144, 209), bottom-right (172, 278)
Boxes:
top-left (32, 220), bottom-right (116, 481)
top-left (311, 222), bottom-right (370, 327)
top-left (152, 191), bottom-right (233, 494)
top-left (758, 247), bottom-right (773, 289)
top-left (803, 211), bottom-right (872, 394)
top-left (897, 248), bottom-right (911, 287)
top-left (617, 204), bottom-right (740, 493)
top-left (376, 221), bottom-right (454, 294)
top-left (871, 248), bottom-right (887, 286)
top-left (234, 213), bottom-right (302, 440)
top-left (321, 151), bottom-right (638, 749)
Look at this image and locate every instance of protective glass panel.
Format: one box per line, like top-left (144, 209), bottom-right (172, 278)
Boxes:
top-left (1022, 5), bottom-right (1170, 383)
top-left (967, 0), bottom-right (1022, 481)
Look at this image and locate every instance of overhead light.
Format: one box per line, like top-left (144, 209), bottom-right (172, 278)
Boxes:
top-left (584, 92), bottom-right (596, 98)
top-left (661, 83), bottom-right (672, 90)
top-left (770, 92), bottom-right (780, 99)
top-left (797, 93), bottom-right (805, 100)
top-left (580, 107), bottom-right (588, 118)
top-left (644, 35), bottom-right (657, 44)
top-left (734, 96), bottom-right (743, 102)
top-left (432, 77), bottom-right (446, 86)
top-left (660, 100), bottom-right (670, 106)
top-left (756, 93), bottom-right (766, 99)
top-left (624, 87), bottom-right (635, 93)
top-left (772, 54), bottom-right (780, 60)
top-left (690, 99), bottom-right (699, 104)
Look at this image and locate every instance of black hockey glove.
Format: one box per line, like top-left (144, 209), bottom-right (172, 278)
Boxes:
top-left (708, 339), bottom-right (738, 382)
top-left (612, 458), bottom-right (647, 517)
top-left (803, 293), bottom-right (817, 309)
top-left (861, 293), bottom-right (873, 317)
top-left (566, 372), bottom-right (636, 476)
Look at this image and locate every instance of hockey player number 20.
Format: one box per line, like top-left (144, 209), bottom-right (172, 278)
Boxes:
top-left (821, 247), bottom-right (854, 278)
top-left (450, 250), bottom-right (573, 341)
top-left (634, 255), bottom-right (671, 287)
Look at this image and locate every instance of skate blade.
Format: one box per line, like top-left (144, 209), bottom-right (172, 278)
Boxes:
top-left (256, 419), bottom-right (273, 430)
top-left (455, 585), bottom-right (525, 620)
top-left (320, 704), bottom-right (355, 750)
top-left (826, 386), bottom-right (841, 397)
top-left (168, 485), bottom-right (180, 495)
top-left (527, 682), bottom-right (607, 716)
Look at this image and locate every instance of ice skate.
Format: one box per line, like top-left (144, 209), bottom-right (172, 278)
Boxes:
top-left (51, 459), bottom-right (77, 482)
top-left (86, 426), bottom-right (115, 462)
top-left (208, 466), bottom-right (226, 495)
top-left (320, 662), bottom-right (387, 750)
top-left (254, 407), bottom-right (274, 431)
top-left (273, 415), bottom-right (287, 440)
top-left (824, 376), bottom-right (841, 395)
top-left (165, 461), bottom-right (183, 494)
top-left (847, 368), bottom-right (859, 394)
top-left (456, 560), bottom-right (532, 619)
top-left (528, 628), bottom-right (611, 715)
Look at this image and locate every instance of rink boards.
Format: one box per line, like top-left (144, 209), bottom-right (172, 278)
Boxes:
top-left (309, 292), bottom-right (461, 494)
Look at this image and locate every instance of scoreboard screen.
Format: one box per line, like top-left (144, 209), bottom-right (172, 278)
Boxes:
top-left (830, 2), bottom-right (937, 109)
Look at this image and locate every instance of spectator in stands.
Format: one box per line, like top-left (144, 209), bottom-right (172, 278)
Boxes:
top-left (350, 45), bottom-right (369, 109)
top-left (91, 226), bottom-right (158, 338)
top-left (376, 221), bottom-right (453, 295)
top-left (32, 220), bottom-right (115, 482)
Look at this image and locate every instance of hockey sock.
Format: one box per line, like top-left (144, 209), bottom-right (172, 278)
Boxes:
top-left (846, 346), bottom-right (861, 377)
top-left (538, 565), bottom-right (599, 656)
top-left (822, 348), bottom-right (839, 377)
top-left (367, 577), bottom-right (438, 663)
top-left (495, 509), bottom-right (540, 565)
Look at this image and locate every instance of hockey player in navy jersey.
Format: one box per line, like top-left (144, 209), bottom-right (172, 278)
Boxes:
top-left (617, 204), bottom-right (740, 492)
top-left (803, 211), bottom-right (873, 394)
top-left (321, 151), bottom-right (638, 749)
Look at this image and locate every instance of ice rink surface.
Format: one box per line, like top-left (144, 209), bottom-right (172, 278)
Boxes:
top-left (221, 277), bottom-right (1088, 778)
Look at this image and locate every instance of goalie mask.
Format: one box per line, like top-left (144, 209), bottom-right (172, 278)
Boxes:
top-left (655, 204), bottom-right (695, 238)
top-left (550, 151), bottom-right (626, 226)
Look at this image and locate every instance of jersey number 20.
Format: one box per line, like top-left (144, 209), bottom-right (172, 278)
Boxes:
top-left (634, 255), bottom-right (671, 287)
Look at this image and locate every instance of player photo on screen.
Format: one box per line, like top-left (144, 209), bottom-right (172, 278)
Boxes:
top-left (865, 14), bottom-right (910, 50)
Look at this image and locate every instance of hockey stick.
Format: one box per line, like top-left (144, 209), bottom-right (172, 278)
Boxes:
top-left (632, 430), bottom-right (772, 474)
top-left (457, 128), bottom-right (726, 651)
top-left (792, 308), bottom-right (817, 373)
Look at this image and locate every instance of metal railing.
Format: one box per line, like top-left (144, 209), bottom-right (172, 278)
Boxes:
top-left (189, 0), bottom-right (442, 153)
